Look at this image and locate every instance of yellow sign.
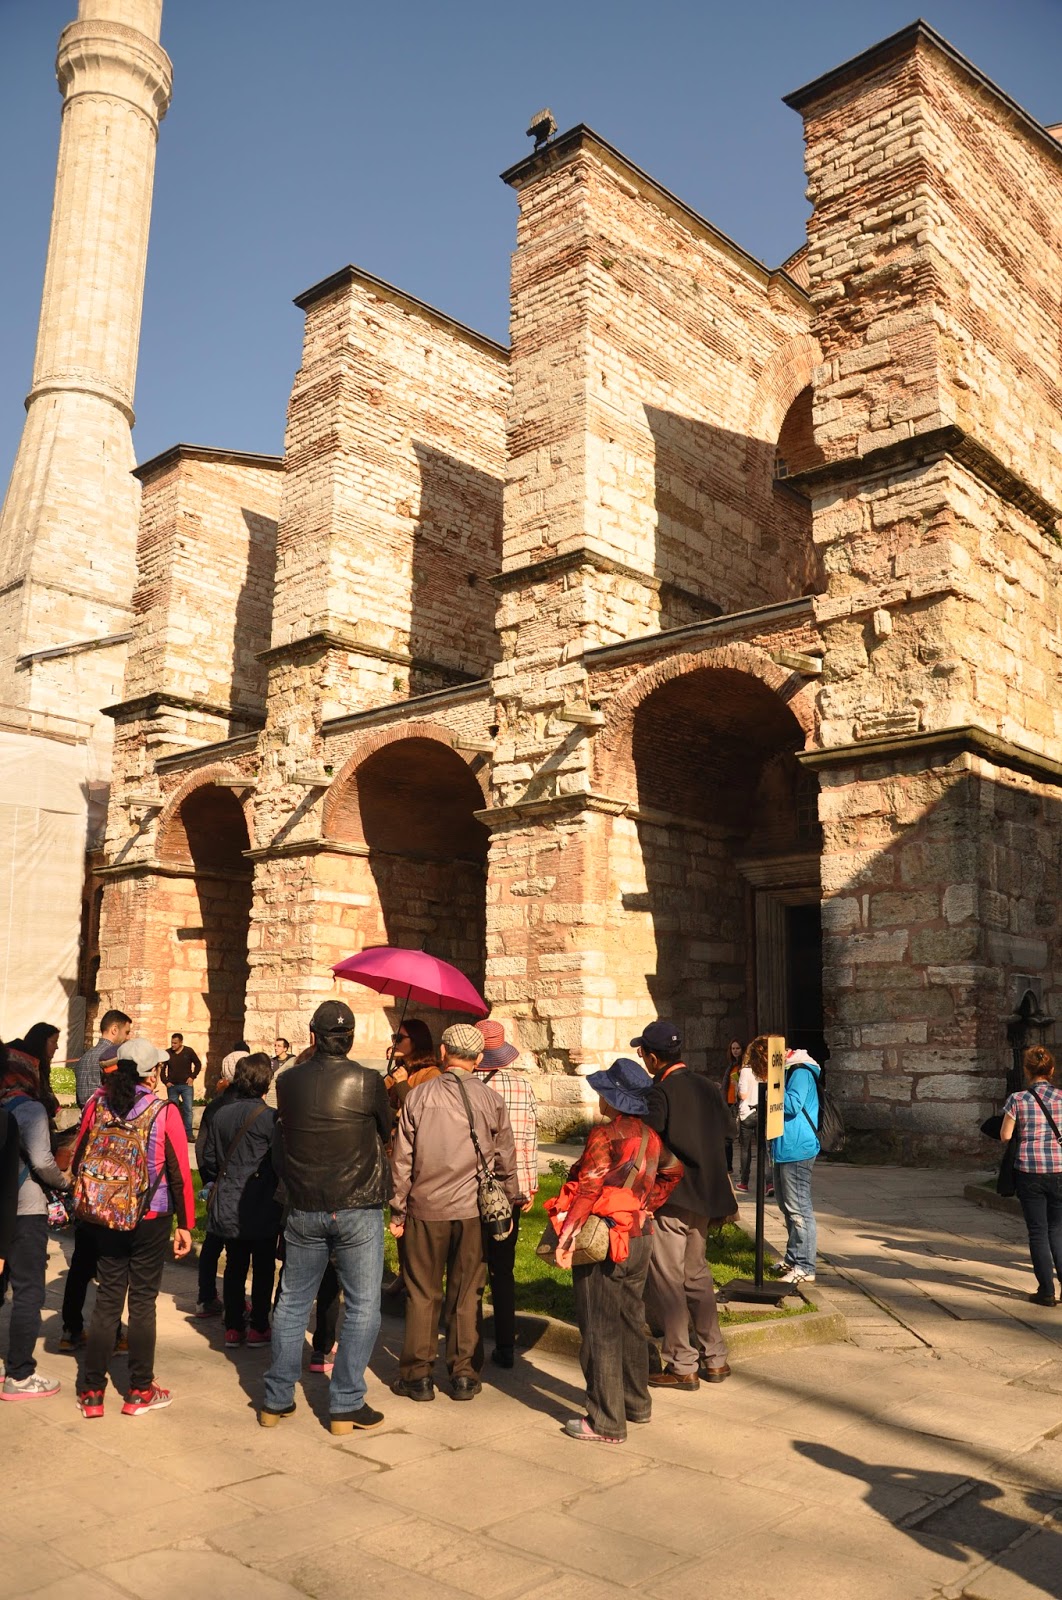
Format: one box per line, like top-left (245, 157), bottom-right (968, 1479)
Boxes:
top-left (765, 1035), bottom-right (786, 1141)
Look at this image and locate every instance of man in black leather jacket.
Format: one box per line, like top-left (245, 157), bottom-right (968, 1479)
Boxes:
top-left (259, 1000), bottom-right (393, 1435)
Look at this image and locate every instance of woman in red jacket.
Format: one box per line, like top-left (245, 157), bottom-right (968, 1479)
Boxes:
top-left (554, 1058), bottom-right (682, 1444)
top-left (70, 1038), bottom-right (193, 1420)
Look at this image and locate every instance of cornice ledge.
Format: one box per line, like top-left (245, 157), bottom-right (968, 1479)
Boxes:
top-left (475, 791), bottom-right (630, 828)
top-left (788, 425), bottom-right (1060, 539)
top-left (242, 838), bottom-right (370, 862)
top-left (798, 725), bottom-right (1062, 786)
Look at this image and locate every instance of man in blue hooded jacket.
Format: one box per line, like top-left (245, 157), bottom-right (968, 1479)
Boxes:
top-left (770, 1048), bottom-right (821, 1284)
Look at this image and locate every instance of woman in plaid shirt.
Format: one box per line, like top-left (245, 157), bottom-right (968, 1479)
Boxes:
top-left (473, 1021), bottom-right (538, 1367)
top-left (1001, 1045), bottom-right (1062, 1306)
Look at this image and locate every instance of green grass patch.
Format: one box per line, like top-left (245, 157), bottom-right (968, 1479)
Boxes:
top-left (191, 1170), bottom-right (207, 1245)
top-left (386, 1167), bottom-right (812, 1326)
top-left (51, 1066), bottom-right (76, 1097)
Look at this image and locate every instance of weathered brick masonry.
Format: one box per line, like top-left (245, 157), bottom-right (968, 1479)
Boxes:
top-left (95, 21), bottom-right (1062, 1152)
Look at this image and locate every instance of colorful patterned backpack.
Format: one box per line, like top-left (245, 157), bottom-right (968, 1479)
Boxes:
top-left (73, 1098), bottom-right (166, 1231)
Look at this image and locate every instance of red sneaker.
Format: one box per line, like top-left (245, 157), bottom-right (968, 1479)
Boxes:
top-left (246, 1328), bottom-right (271, 1347)
top-left (77, 1388), bottom-right (105, 1419)
top-left (121, 1383), bottom-right (172, 1417)
top-left (224, 1329), bottom-right (246, 1349)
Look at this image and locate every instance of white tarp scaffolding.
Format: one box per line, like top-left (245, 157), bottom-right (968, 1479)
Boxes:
top-left (0, 726), bottom-right (90, 1060)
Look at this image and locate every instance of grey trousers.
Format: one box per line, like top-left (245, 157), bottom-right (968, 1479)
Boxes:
top-left (645, 1204), bottom-right (728, 1375)
top-left (573, 1233), bottom-right (653, 1440)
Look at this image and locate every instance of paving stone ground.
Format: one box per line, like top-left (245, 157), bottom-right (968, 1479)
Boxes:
top-left (3, 1163), bottom-right (1062, 1600)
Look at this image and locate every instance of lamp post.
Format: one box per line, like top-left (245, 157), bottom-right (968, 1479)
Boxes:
top-left (1005, 989), bottom-right (1054, 1096)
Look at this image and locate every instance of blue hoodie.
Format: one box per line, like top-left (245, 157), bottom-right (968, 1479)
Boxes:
top-left (770, 1050), bottom-right (821, 1164)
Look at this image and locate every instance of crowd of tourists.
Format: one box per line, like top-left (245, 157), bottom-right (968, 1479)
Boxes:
top-left (0, 1000), bottom-right (1059, 1442)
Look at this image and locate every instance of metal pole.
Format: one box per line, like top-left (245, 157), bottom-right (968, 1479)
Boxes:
top-left (754, 1079), bottom-right (767, 1288)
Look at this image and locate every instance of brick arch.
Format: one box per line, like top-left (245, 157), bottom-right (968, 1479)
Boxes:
top-left (322, 720), bottom-right (490, 846)
top-left (155, 764), bottom-right (256, 865)
top-left (746, 332), bottom-right (824, 448)
top-left (595, 641), bottom-right (816, 801)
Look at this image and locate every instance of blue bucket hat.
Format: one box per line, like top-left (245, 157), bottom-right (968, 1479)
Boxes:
top-left (586, 1057), bottom-right (654, 1117)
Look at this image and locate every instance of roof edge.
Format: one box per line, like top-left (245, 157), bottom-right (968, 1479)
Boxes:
top-left (784, 18), bottom-right (1062, 169)
top-left (501, 124), bottom-right (809, 303)
top-left (292, 265), bottom-right (509, 362)
top-left (134, 443), bottom-right (283, 482)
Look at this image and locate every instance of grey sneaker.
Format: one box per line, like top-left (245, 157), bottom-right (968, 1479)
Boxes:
top-left (1, 1371), bottom-right (60, 1401)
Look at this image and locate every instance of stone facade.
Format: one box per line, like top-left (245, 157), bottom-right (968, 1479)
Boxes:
top-left (94, 21), bottom-right (1062, 1153)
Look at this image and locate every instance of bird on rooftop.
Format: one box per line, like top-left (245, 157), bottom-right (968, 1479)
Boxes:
top-left (526, 108), bottom-right (557, 150)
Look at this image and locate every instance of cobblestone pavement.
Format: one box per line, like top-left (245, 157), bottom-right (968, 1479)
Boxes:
top-left (3, 1164), bottom-right (1062, 1600)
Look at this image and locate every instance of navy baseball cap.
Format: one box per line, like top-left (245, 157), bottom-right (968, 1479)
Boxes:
top-left (630, 1019), bottom-right (682, 1055)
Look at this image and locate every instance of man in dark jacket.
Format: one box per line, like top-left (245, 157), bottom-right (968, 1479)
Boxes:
top-left (259, 1000), bottom-right (393, 1435)
top-left (638, 1019), bottom-right (732, 1390)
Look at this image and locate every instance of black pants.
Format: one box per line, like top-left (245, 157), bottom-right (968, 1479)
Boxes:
top-left (83, 1215), bottom-right (170, 1393)
top-left (1016, 1170), bottom-right (1062, 1298)
top-left (62, 1224), bottom-right (100, 1336)
top-left (314, 1260), bottom-right (339, 1353)
top-left (223, 1237), bottom-right (276, 1333)
top-left (3, 1215), bottom-right (49, 1381)
top-left (572, 1232), bottom-right (653, 1441)
top-left (198, 1230), bottom-right (224, 1305)
top-left (738, 1114), bottom-right (759, 1186)
top-left (485, 1205), bottom-right (521, 1352)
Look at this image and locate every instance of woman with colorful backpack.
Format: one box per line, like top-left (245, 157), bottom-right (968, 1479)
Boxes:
top-left (70, 1038), bottom-right (193, 1419)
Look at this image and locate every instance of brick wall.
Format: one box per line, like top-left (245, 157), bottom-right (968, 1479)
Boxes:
top-left (271, 270), bottom-right (508, 703)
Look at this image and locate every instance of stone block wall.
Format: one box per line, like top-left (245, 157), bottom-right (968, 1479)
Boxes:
top-left (271, 268), bottom-right (508, 706)
top-left (813, 747), bottom-right (1062, 1161)
top-left (126, 447), bottom-right (281, 719)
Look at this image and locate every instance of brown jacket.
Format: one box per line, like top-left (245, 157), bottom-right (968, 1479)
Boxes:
top-left (390, 1068), bottom-right (521, 1223)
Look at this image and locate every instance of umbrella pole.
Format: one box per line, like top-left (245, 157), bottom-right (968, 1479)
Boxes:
top-left (387, 984), bottom-right (413, 1066)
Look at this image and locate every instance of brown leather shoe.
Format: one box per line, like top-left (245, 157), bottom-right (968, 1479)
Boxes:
top-left (702, 1362), bottom-right (732, 1383)
top-left (648, 1368), bottom-right (699, 1391)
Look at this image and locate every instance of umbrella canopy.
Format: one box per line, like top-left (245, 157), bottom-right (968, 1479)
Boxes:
top-left (332, 946), bottom-right (488, 1018)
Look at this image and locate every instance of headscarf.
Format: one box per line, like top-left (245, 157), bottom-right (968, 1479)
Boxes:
top-left (0, 1046), bottom-right (41, 1104)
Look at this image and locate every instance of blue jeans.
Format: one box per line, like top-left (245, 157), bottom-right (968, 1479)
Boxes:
top-left (167, 1083), bottom-right (193, 1139)
top-left (1015, 1170), bottom-right (1062, 1298)
top-left (774, 1158), bottom-right (817, 1273)
top-left (263, 1207), bottom-right (383, 1416)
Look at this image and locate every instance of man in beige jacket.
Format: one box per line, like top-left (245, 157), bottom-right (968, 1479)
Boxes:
top-left (389, 1024), bottom-right (521, 1402)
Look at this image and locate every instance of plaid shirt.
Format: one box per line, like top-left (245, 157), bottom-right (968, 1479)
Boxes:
top-left (476, 1068), bottom-right (538, 1200)
top-left (74, 1038), bottom-right (118, 1108)
top-left (1004, 1085), bottom-right (1062, 1174)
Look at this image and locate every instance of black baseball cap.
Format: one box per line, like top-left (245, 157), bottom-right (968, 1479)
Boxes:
top-left (630, 1019), bottom-right (682, 1055)
top-left (310, 1000), bottom-right (356, 1034)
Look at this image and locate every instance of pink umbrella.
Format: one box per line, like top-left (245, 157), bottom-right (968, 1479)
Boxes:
top-left (332, 946), bottom-right (488, 1018)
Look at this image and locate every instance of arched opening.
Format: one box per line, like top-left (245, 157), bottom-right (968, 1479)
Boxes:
top-left (331, 737), bottom-right (489, 1030)
top-left (770, 385), bottom-right (826, 595)
top-left (158, 783), bottom-right (253, 1080)
top-left (610, 667), bottom-right (824, 1067)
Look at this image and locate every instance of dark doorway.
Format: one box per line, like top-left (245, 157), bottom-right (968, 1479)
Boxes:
top-left (786, 902), bottom-right (826, 1062)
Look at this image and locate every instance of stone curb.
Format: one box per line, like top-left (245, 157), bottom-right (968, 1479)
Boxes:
top-left (497, 1272), bottom-right (850, 1364)
top-left (963, 1181), bottom-right (1022, 1219)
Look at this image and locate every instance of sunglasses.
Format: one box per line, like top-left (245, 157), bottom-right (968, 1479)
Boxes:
top-left (391, 1032), bottom-right (409, 1044)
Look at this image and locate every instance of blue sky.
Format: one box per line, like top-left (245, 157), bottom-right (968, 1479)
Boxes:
top-left (2, 1), bottom-right (1062, 485)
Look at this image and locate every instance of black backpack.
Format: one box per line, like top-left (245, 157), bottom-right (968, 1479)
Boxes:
top-left (799, 1067), bottom-right (846, 1156)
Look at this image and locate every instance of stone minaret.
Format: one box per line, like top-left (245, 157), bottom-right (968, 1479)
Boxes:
top-left (0, 0), bottom-right (172, 753)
